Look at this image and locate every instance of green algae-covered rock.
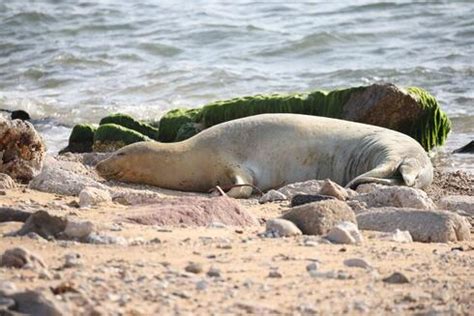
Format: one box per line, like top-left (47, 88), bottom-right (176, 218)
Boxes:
top-left (93, 123), bottom-right (150, 152)
top-left (175, 122), bottom-right (204, 142)
top-left (158, 108), bottom-right (201, 142)
top-left (99, 113), bottom-right (160, 141)
top-left (159, 83), bottom-right (450, 151)
top-left (59, 124), bottom-right (97, 154)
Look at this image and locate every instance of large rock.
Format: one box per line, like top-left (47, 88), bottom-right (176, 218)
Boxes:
top-left (438, 195), bottom-right (474, 216)
top-left (281, 200), bottom-right (356, 235)
top-left (0, 117), bottom-right (45, 182)
top-left (351, 186), bottom-right (436, 209)
top-left (125, 196), bottom-right (258, 227)
top-left (357, 207), bottom-right (471, 243)
top-left (276, 180), bottom-right (325, 199)
top-left (0, 289), bottom-right (65, 316)
top-left (29, 155), bottom-right (107, 196)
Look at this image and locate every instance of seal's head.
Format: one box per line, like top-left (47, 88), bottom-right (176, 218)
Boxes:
top-left (96, 142), bottom-right (157, 183)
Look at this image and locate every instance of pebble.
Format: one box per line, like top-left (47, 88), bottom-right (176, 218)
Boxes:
top-left (207, 221), bottom-right (227, 229)
top-left (207, 267), bottom-right (221, 278)
top-left (343, 258), bottom-right (373, 270)
top-left (63, 253), bottom-right (82, 268)
top-left (264, 218), bottom-right (302, 238)
top-left (196, 280), bottom-right (208, 291)
top-left (306, 262), bottom-right (320, 272)
top-left (326, 222), bottom-right (364, 244)
top-left (86, 233), bottom-right (128, 245)
top-left (379, 229), bottom-right (413, 243)
top-left (258, 189), bottom-right (287, 203)
top-left (185, 262), bottom-right (203, 274)
top-left (268, 270), bottom-right (282, 278)
top-left (383, 272), bottom-right (410, 284)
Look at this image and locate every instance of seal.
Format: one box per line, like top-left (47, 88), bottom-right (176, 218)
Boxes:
top-left (96, 114), bottom-right (433, 198)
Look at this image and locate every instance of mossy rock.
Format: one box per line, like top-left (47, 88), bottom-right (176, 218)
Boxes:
top-left (93, 123), bottom-right (150, 152)
top-left (175, 122), bottom-right (204, 142)
top-left (158, 84), bottom-right (450, 151)
top-left (60, 124), bottom-right (97, 154)
top-left (158, 108), bottom-right (201, 142)
top-left (100, 113), bottom-right (160, 141)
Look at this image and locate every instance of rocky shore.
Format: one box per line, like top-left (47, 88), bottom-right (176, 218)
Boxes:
top-left (0, 150), bottom-right (473, 315)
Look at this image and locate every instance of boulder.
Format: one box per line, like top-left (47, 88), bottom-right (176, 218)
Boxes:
top-left (351, 186), bottom-right (436, 209)
top-left (291, 194), bottom-right (335, 207)
top-left (277, 180), bottom-right (325, 199)
top-left (125, 196), bottom-right (258, 227)
top-left (0, 289), bottom-right (65, 316)
top-left (356, 207), bottom-right (471, 242)
top-left (281, 200), bottom-right (356, 235)
top-left (0, 117), bottom-right (45, 182)
top-left (29, 156), bottom-right (107, 196)
top-left (452, 140), bottom-right (474, 154)
top-left (438, 195), bottom-right (474, 216)
top-left (14, 211), bottom-right (67, 239)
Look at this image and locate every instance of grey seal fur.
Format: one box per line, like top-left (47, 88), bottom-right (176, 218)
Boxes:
top-left (96, 114), bottom-right (433, 198)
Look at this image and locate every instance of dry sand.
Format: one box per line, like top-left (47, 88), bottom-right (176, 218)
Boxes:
top-left (0, 167), bottom-right (473, 315)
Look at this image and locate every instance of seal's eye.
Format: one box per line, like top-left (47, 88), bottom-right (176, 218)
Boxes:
top-left (116, 152), bottom-right (126, 157)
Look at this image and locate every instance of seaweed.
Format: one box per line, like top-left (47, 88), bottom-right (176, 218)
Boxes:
top-left (99, 113), bottom-right (160, 141)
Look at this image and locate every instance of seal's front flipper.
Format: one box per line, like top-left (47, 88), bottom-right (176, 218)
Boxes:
top-left (226, 170), bottom-right (254, 198)
top-left (398, 157), bottom-right (433, 189)
top-left (345, 163), bottom-right (401, 189)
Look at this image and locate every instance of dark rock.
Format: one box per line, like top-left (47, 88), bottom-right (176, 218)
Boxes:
top-left (1, 290), bottom-right (65, 316)
top-left (452, 140), bottom-right (474, 154)
top-left (290, 194), bottom-right (335, 207)
top-left (383, 272), bottom-right (410, 284)
top-left (14, 211), bottom-right (67, 239)
top-left (0, 247), bottom-right (46, 269)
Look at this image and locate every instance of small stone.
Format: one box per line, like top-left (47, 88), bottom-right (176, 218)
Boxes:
top-left (343, 258), bottom-right (373, 269)
top-left (63, 253), bottom-right (82, 268)
top-left (207, 267), bottom-right (221, 278)
top-left (185, 262), bottom-right (203, 274)
top-left (0, 247), bottom-right (46, 269)
top-left (306, 262), bottom-right (319, 272)
top-left (268, 270), bottom-right (282, 278)
top-left (319, 179), bottom-right (349, 200)
top-left (79, 187), bottom-right (112, 208)
top-left (86, 233), bottom-right (128, 245)
top-left (259, 190), bottom-right (287, 204)
top-left (64, 220), bottom-right (94, 239)
top-left (326, 222), bottom-right (363, 244)
top-left (207, 221), bottom-right (227, 229)
top-left (383, 272), bottom-right (410, 284)
top-left (196, 280), bottom-right (208, 291)
top-left (379, 229), bottom-right (413, 243)
top-left (282, 200), bottom-right (356, 235)
top-left (264, 218), bottom-right (302, 237)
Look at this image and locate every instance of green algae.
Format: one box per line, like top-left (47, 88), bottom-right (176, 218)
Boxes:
top-left (157, 108), bottom-right (201, 142)
top-left (99, 113), bottom-right (160, 141)
top-left (94, 123), bottom-right (150, 147)
top-left (406, 87), bottom-right (451, 151)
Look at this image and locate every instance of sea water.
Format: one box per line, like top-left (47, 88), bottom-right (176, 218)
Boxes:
top-left (0, 0), bottom-right (472, 172)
